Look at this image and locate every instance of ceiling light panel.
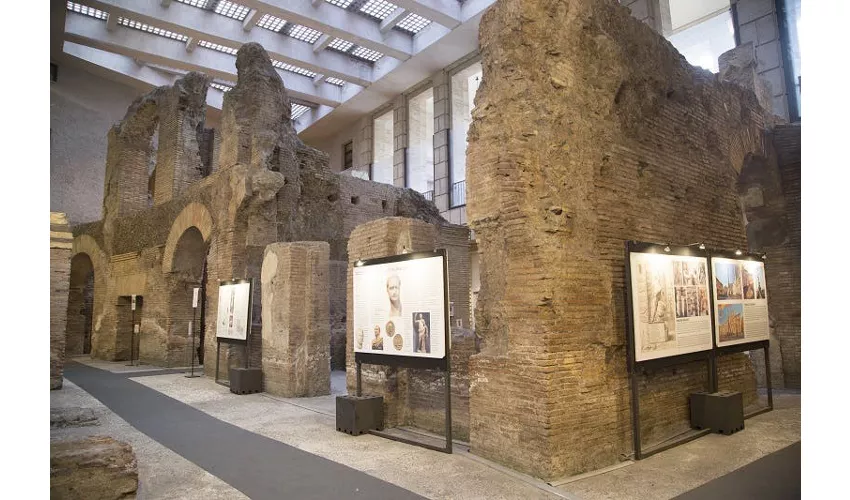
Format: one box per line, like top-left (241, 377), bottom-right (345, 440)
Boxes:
top-left (198, 40), bottom-right (239, 55)
top-left (396, 12), bottom-right (431, 34)
top-left (359, 0), bottom-right (399, 21)
top-left (211, 82), bottom-right (233, 92)
top-left (257, 14), bottom-right (287, 32)
top-left (118, 18), bottom-right (190, 42)
top-left (325, 0), bottom-right (354, 8)
top-left (272, 60), bottom-right (318, 78)
top-left (328, 38), bottom-right (354, 52)
top-left (66, 2), bottom-right (108, 20)
top-left (351, 46), bottom-right (384, 62)
top-left (291, 103), bottom-right (311, 120)
top-left (214, 1), bottom-right (251, 21)
top-left (287, 24), bottom-right (323, 44)
top-left (176, 0), bottom-right (214, 8)
top-left (326, 77), bottom-right (346, 86)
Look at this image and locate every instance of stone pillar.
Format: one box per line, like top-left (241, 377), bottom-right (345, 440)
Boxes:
top-left (432, 71), bottom-right (451, 213)
top-left (392, 95), bottom-right (407, 188)
top-left (51, 212), bottom-right (73, 390)
top-left (353, 115), bottom-right (373, 178)
top-left (261, 242), bottom-right (330, 397)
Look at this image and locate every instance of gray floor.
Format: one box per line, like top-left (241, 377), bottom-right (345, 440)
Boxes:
top-left (64, 361), bottom-right (425, 500)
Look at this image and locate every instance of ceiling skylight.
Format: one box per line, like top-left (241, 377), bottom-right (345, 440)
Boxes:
top-left (351, 46), bottom-right (384, 62)
top-left (328, 38), bottom-right (354, 53)
top-left (66, 2), bottom-right (108, 21)
top-left (118, 18), bottom-right (190, 42)
top-left (176, 0), bottom-right (214, 8)
top-left (396, 13), bottom-right (431, 34)
top-left (210, 82), bottom-right (233, 92)
top-left (291, 103), bottom-right (312, 120)
top-left (272, 60), bottom-right (318, 78)
top-left (326, 77), bottom-right (346, 86)
top-left (287, 25), bottom-right (323, 44)
top-left (257, 14), bottom-right (287, 32)
top-left (198, 40), bottom-right (239, 55)
top-left (214, 1), bottom-right (251, 21)
top-left (325, 0), bottom-right (354, 8)
top-left (359, 0), bottom-right (399, 21)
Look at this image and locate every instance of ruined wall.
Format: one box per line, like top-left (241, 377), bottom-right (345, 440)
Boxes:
top-left (51, 213), bottom-right (73, 390)
top-left (346, 218), bottom-right (473, 438)
top-left (466, 0), bottom-right (765, 480)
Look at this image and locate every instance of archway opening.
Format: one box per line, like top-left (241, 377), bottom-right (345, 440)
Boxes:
top-left (66, 253), bottom-right (95, 356)
top-left (166, 226), bottom-right (209, 367)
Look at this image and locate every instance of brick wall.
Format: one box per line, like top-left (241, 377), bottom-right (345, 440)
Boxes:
top-left (51, 213), bottom-right (73, 390)
top-left (466, 0), bottom-right (763, 480)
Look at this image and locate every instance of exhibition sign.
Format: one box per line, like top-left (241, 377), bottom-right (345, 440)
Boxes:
top-left (353, 251), bottom-right (448, 360)
top-left (216, 280), bottom-right (251, 341)
top-left (628, 244), bottom-right (714, 362)
top-left (711, 256), bottom-right (769, 348)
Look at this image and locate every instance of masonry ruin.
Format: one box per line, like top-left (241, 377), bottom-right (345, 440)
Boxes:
top-left (66, 43), bottom-right (445, 384)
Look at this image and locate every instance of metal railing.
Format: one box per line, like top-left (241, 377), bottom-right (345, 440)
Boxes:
top-left (450, 180), bottom-right (466, 208)
top-left (423, 190), bottom-right (434, 201)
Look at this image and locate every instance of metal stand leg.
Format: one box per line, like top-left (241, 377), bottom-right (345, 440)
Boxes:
top-left (356, 360), bottom-right (362, 397)
top-left (630, 367), bottom-right (642, 460)
top-left (764, 343), bottom-right (774, 410)
top-left (444, 366), bottom-right (453, 453)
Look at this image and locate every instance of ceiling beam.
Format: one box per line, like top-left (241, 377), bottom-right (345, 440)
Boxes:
top-left (62, 41), bottom-right (224, 111)
top-left (392, 0), bottom-right (461, 29)
top-left (312, 34), bottom-right (332, 53)
top-left (380, 8), bottom-right (408, 35)
top-left (237, 0), bottom-right (413, 60)
top-left (242, 9), bottom-right (261, 31)
top-left (83, 0), bottom-right (374, 87)
top-left (64, 13), bottom-right (347, 108)
top-left (161, 0), bottom-right (172, 7)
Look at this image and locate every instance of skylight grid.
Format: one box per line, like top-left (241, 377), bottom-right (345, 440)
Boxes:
top-left (210, 82), bottom-right (233, 92)
top-left (198, 40), bottom-right (239, 55)
top-left (396, 13), bottom-right (431, 34)
top-left (324, 0), bottom-right (354, 8)
top-left (328, 38), bottom-right (354, 52)
top-left (66, 2), bottom-right (108, 20)
top-left (272, 60), bottom-right (317, 78)
top-left (287, 25), bottom-right (323, 44)
top-left (214, 1), bottom-right (251, 21)
top-left (118, 18), bottom-right (190, 42)
top-left (326, 77), bottom-right (346, 86)
top-left (257, 14), bottom-right (287, 32)
top-left (351, 46), bottom-right (384, 62)
top-left (359, 0), bottom-right (398, 21)
top-left (176, 0), bottom-right (214, 8)
top-left (291, 103), bottom-right (311, 120)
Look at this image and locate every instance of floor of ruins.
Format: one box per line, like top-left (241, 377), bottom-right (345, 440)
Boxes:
top-left (52, 359), bottom-right (801, 500)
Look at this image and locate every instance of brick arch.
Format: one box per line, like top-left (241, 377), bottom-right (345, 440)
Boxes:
top-left (72, 234), bottom-right (108, 275)
top-left (162, 202), bottom-right (214, 273)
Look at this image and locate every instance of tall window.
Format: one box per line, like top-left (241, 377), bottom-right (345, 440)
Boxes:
top-left (372, 110), bottom-right (393, 185)
top-left (665, 0), bottom-right (735, 73)
top-left (407, 88), bottom-right (434, 195)
top-left (778, 0), bottom-right (801, 120)
top-left (450, 61), bottom-right (482, 207)
top-left (343, 140), bottom-right (353, 171)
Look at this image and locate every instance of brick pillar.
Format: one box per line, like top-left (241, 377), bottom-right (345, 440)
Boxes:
top-left (261, 242), bottom-right (330, 397)
top-left (432, 71), bottom-right (451, 213)
top-left (392, 95), bottom-right (407, 188)
top-left (50, 213), bottom-right (73, 390)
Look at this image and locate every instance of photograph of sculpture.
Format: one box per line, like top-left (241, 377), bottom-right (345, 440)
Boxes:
top-left (714, 261), bottom-right (743, 300)
top-left (674, 261), bottom-right (707, 287)
top-left (371, 325), bottom-right (384, 350)
top-left (718, 304), bottom-right (745, 342)
top-left (413, 312), bottom-right (431, 353)
top-left (698, 287), bottom-right (710, 316)
top-left (635, 258), bottom-right (676, 349)
top-left (386, 273), bottom-right (402, 317)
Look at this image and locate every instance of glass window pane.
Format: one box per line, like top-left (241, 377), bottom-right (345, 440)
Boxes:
top-left (372, 110), bottom-right (394, 185)
top-left (667, 10), bottom-right (735, 73)
top-left (450, 62), bottom-right (482, 187)
top-left (407, 88), bottom-right (434, 195)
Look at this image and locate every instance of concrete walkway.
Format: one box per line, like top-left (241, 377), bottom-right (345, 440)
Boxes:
top-left (64, 361), bottom-right (425, 500)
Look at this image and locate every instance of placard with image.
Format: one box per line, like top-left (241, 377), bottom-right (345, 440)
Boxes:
top-left (629, 251), bottom-right (713, 362)
top-left (216, 281), bottom-right (251, 341)
top-left (711, 257), bottom-right (768, 347)
top-left (353, 254), bottom-right (447, 359)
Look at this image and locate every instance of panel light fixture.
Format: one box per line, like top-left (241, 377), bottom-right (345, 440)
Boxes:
top-left (211, 82), bottom-right (233, 92)
top-left (326, 77), bottom-right (346, 86)
top-left (198, 40), bottom-right (239, 55)
top-left (117, 18), bottom-right (190, 42)
top-left (396, 12), bottom-right (431, 34)
top-left (66, 2), bottom-right (108, 20)
top-left (272, 60), bottom-right (318, 78)
top-left (214, 1), bottom-right (251, 21)
top-left (359, 0), bottom-right (399, 21)
top-left (325, 0), bottom-right (354, 8)
top-left (328, 38), bottom-right (354, 53)
top-left (291, 103), bottom-right (312, 120)
top-left (351, 46), bottom-right (384, 62)
top-left (256, 14), bottom-right (287, 32)
top-left (176, 0), bottom-right (214, 8)
top-left (287, 24), bottom-right (324, 44)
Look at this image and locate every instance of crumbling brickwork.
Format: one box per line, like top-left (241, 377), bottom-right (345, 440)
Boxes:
top-left (346, 217), bottom-right (473, 439)
top-left (466, 0), bottom-right (767, 480)
top-left (70, 44), bottom-right (445, 375)
top-left (51, 212), bottom-right (73, 390)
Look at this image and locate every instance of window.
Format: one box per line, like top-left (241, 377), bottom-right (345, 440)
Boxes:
top-left (343, 141), bottom-right (353, 171)
top-left (450, 61), bottom-right (482, 207)
top-left (407, 88), bottom-right (434, 195)
top-left (372, 110), bottom-right (394, 185)
top-left (664, 0), bottom-right (735, 73)
top-left (778, 0), bottom-right (801, 121)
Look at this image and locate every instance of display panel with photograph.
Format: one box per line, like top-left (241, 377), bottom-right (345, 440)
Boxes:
top-left (629, 247), bottom-right (714, 362)
top-left (353, 253), bottom-right (447, 359)
top-left (215, 281), bottom-right (251, 341)
top-left (711, 257), bottom-right (769, 347)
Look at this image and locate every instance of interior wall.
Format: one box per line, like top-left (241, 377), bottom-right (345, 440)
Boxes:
top-left (51, 64), bottom-right (142, 225)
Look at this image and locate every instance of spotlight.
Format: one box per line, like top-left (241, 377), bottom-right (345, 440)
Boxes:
top-left (664, 246), bottom-right (671, 253)
top-left (735, 249), bottom-right (742, 256)
top-left (698, 243), bottom-right (706, 250)
top-left (762, 254), bottom-right (767, 260)
top-left (355, 259), bottom-right (364, 267)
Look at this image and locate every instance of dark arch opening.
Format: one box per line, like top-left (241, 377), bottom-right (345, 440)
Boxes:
top-left (66, 253), bottom-right (95, 356)
top-left (164, 227), bottom-right (210, 367)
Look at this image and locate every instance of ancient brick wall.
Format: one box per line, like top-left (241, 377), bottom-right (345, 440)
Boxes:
top-left (51, 213), bottom-right (73, 390)
top-left (466, 0), bottom-right (765, 480)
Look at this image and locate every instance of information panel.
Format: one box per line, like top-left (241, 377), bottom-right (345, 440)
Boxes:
top-left (629, 249), bottom-right (714, 362)
top-left (215, 281), bottom-right (251, 341)
top-left (711, 257), bottom-right (769, 347)
top-left (353, 253), bottom-right (447, 359)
